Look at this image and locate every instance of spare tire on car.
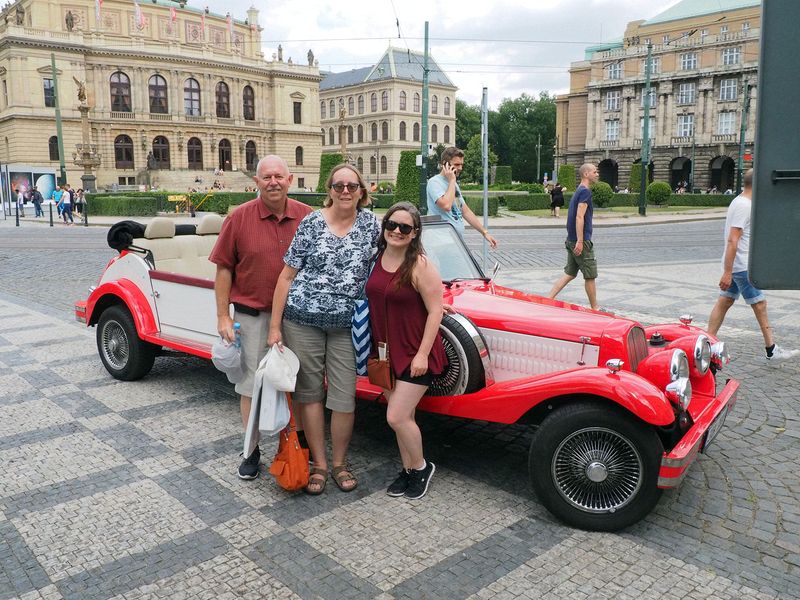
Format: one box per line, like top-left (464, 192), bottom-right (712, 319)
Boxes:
top-left (428, 313), bottom-right (488, 396)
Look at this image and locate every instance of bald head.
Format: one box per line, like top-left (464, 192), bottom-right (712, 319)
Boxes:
top-left (579, 163), bottom-right (599, 185)
top-left (743, 168), bottom-right (753, 190)
top-left (256, 155), bottom-right (290, 176)
top-left (253, 154), bottom-right (293, 211)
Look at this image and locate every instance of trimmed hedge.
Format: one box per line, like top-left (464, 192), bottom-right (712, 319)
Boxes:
top-left (464, 196), bottom-right (499, 216)
top-left (647, 181), bottom-right (672, 205)
top-left (494, 165), bottom-right (512, 185)
top-left (608, 193), bottom-right (638, 207)
top-left (505, 193), bottom-right (551, 211)
top-left (558, 164), bottom-right (577, 190)
top-left (316, 153), bottom-right (343, 193)
top-left (662, 193), bottom-right (734, 207)
top-left (395, 150), bottom-right (421, 204)
top-left (84, 196), bottom-right (164, 216)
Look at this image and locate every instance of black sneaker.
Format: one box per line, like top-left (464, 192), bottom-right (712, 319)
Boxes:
top-left (238, 445), bottom-right (260, 480)
top-left (386, 469), bottom-right (410, 497)
top-left (404, 462), bottom-right (435, 499)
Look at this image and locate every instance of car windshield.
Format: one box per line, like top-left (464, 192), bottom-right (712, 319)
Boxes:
top-left (421, 224), bottom-right (485, 281)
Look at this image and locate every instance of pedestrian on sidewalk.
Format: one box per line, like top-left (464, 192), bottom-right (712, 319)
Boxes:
top-left (52, 185), bottom-right (64, 217)
top-left (30, 186), bottom-right (44, 217)
top-left (549, 182), bottom-right (565, 218)
top-left (15, 188), bottom-right (25, 217)
top-left (59, 184), bottom-right (74, 224)
top-left (707, 169), bottom-right (798, 364)
top-left (548, 163), bottom-right (599, 310)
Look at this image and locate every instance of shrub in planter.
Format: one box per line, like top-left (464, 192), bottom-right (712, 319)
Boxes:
top-left (590, 181), bottom-right (614, 208)
top-left (647, 181), bottom-right (672, 205)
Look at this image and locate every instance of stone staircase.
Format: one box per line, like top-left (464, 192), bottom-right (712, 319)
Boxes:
top-left (148, 169), bottom-right (255, 193)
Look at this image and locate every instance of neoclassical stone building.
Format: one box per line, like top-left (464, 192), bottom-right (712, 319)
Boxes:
top-left (556, 0), bottom-right (759, 191)
top-left (319, 47), bottom-right (457, 185)
top-left (0, 0), bottom-right (322, 191)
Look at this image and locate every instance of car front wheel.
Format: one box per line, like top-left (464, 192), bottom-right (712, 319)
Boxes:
top-left (96, 305), bottom-right (157, 381)
top-left (529, 401), bottom-right (663, 531)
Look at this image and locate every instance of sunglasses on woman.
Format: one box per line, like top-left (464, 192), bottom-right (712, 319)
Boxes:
top-left (384, 219), bottom-right (416, 235)
top-left (331, 182), bottom-right (362, 193)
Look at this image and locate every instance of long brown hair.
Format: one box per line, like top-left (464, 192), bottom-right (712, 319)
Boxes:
top-left (378, 202), bottom-right (426, 289)
top-left (323, 163), bottom-right (371, 208)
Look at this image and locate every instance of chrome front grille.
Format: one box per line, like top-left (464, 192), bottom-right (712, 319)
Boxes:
top-left (627, 326), bottom-right (648, 372)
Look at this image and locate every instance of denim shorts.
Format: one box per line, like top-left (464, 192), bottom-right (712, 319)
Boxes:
top-left (720, 271), bottom-right (765, 305)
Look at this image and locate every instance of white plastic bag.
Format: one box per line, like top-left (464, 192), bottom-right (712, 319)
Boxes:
top-left (246, 348), bottom-right (292, 445)
top-left (211, 337), bottom-right (243, 384)
top-left (263, 344), bottom-right (300, 392)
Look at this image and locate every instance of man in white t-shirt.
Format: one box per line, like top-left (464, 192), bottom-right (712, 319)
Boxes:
top-left (707, 169), bottom-right (798, 364)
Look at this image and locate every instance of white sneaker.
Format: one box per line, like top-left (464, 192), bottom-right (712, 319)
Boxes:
top-left (766, 345), bottom-right (800, 365)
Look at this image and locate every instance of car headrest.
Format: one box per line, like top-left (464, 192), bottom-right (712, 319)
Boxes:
top-left (197, 213), bottom-right (223, 235)
top-left (144, 217), bottom-right (176, 239)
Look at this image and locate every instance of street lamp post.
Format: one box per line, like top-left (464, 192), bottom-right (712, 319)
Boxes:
top-left (639, 42), bottom-right (653, 216)
top-left (736, 80), bottom-right (752, 194)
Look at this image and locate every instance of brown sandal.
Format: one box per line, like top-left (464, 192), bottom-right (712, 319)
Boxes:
top-left (331, 465), bottom-right (358, 492)
top-left (304, 467), bottom-right (327, 495)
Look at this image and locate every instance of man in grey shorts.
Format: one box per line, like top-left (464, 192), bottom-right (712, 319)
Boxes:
top-left (209, 156), bottom-right (312, 479)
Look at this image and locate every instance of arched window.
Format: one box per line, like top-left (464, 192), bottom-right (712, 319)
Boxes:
top-left (113, 135), bottom-right (133, 168)
top-left (357, 157), bottom-right (363, 172)
top-left (348, 96), bottom-right (354, 115)
top-left (381, 91), bottom-right (388, 110)
top-left (413, 92), bottom-right (420, 112)
top-left (431, 124), bottom-right (438, 143)
top-left (358, 95), bottom-right (364, 114)
top-left (399, 121), bottom-right (407, 141)
top-left (371, 123), bottom-right (378, 141)
top-left (215, 82), bottom-right (230, 118)
top-left (295, 146), bottom-right (304, 166)
top-left (444, 125), bottom-right (451, 144)
top-left (381, 121), bottom-right (389, 140)
top-left (370, 155), bottom-right (376, 174)
top-left (380, 155), bottom-right (387, 174)
top-left (243, 86), bottom-right (255, 120)
top-left (370, 93), bottom-right (377, 112)
top-left (413, 122), bottom-right (420, 141)
top-left (321, 128), bottom-right (326, 145)
top-left (48, 136), bottom-right (60, 161)
top-left (347, 126), bottom-right (353, 144)
top-left (246, 141), bottom-right (257, 171)
top-left (320, 100), bottom-right (326, 119)
top-left (329, 100), bottom-right (335, 117)
top-left (148, 74), bottom-right (168, 114)
top-left (152, 135), bottom-right (170, 169)
top-left (444, 96), bottom-right (451, 116)
top-left (357, 125), bottom-right (363, 143)
top-left (110, 72), bottom-right (131, 112)
top-left (184, 78), bottom-right (201, 116)
top-left (431, 95), bottom-right (438, 114)
top-left (399, 91), bottom-right (407, 110)
top-left (328, 127), bottom-right (334, 145)
top-left (187, 137), bottom-right (203, 169)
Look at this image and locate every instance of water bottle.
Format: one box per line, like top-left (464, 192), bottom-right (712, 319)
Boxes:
top-left (233, 322), bottom-right (241, 348)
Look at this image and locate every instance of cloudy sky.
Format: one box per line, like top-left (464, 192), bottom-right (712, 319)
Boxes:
top-left (203, 0), bottom-right (682, 107)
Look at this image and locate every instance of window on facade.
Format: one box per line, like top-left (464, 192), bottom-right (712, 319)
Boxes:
top-left (293, 101), bottom-right (302, 124)
top-left (677, 114), bottom-right (694, 137)
top-left (399, 91), bottom-right (406, 110)
top-left (329, 100), bottom-right (335, 117)
top-left (677, 82), bottom-right (696, 104)
top-left (295, 146), bottom-right (303, 166)
top-left (216, 82), bottom-right (230, 117)
top-left (399, 121), bottom-right (406, 141)
top-left (381, 121), bottom-right (388, 140)
top-left (639, 116), bottom-right (655, 138)
top-left (700, 29), bottom-right (708, 42)
top-left (358, 95), bottom-right (364, 114)
top-left (380, 155), bottom-right (387, 174)
top-left (297, 178), bottom-right (305, 188)
top-left (320, 100), bottom-right (326, 119)
top-left (642, 57), bottom-right (660, 74)
top-left (413, 92), bottom-right (420, 112)
top-left (381, 91), bottom-right (388, 110)
top-left (742, 21), bottom-right (750, 32)
top-left (640, 89), bottom-right (657, 107)
top-left (184, 78), bottom-right (201, 116)
top-left (662, 35), bottom-right (670, 44)
top-left (680, 52), bottom-right (697, 70)
top-left (321, 128), bottom-right (325, 145)
top-left (43, 79), bottom-right (55, 108)
top-left (444, 97), bottom-right (451, 116)
top-left (357, 157), bottom-right (363, 172)
top-left (606, 90), bottom-right (621, 111)
top-left (719, 78), bottom-right (738, 101)
top-left (413, 122), bottom-right (420, 141)
top-left (444, 125), bottom-right (450, 144)
top-left (371, 123), bottom-right (378, 141)
top-left (113, 135), bottom-right (133, 168)
top-left (357, 124), bottom-right (364, 143)
top-left (110, 71), bottom-right (132, 112)
top-left (606, 63), bottom-right (622, 80)
top-left (153, 136), bottom-right (170, 168)
top-left (717, 111), bottom-right (736, 135)
top-left (243, 86), bottom-right (255, 120)
top-left (347, 126), bottom-right (353, 144)
top-left (49, 135), bottom-right (60, 161)
top-left (431, 95), bottom-right (438, 114)
top-left (370, 155), bottom-right (376, 174)
top-left (148, 74), bottom-right (168, 114)
top-left (187, 137), bottom-right (203, 169)
top-left (370, 93), bottom-right (377, 112)
top-left (348, 96), bottom-right (354, 115)
top-left (722, 47), bottom-right (741, 65)
top-left (720, 25), bottom-right (728, 34)
top-left (605, 119), bottom-right (620, 140)
top-left (329, 128), bottom-right (334, 145)
top-left (431, 124), bottom-right (438, 143)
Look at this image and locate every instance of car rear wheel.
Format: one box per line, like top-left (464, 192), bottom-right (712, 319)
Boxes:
top-left (97, 305), bottom-right (157, 381)
top-left (529, 401), bottom-right (663, 531)
top-left (428, 314), bottom-right (486, 396)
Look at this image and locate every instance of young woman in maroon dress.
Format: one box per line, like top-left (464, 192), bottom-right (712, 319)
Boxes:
top-left (366, 202), bottom-right (446, 499)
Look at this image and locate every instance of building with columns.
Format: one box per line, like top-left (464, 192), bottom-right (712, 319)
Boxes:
top-left (0, 0), bottom-right (322, 191)
top-left (319, 47), bottom-right (457, 186)
top-left (555, 0), bottom-right (759, 191)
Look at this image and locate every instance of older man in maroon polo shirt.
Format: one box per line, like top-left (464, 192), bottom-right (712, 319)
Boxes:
top-left (210, 155), bottom-right (313, 479)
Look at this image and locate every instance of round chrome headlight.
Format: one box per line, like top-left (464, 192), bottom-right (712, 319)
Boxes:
top-left (669, 349), bottom-right (690, 381)
top-left (666, 377), bottom-right (692, 409)
top-left (711, 341), bottom-right (730, 367)
top-left (694, 335), bottom-right (712, 374)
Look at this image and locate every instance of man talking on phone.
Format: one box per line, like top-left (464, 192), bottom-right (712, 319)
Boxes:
top-left (426, 146), bottom-right (498, 248)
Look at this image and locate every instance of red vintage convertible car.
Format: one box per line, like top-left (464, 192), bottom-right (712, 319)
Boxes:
top-left (77, 214), bottom-right (737, 531)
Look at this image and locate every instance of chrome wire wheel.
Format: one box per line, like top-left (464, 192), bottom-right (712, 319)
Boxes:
top-left (429, 327), bottom-right (465, 395)
top-left (100, 319), bottom-right (130, 370)
top-left (551, 427), bottom-right (643, 514)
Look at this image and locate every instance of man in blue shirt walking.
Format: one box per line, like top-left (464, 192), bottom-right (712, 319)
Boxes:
top-left (548, 163), bottom-right (600, 310)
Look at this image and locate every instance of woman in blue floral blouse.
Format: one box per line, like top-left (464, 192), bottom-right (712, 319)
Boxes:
top-left (269, 164), bottom-right (380, 495)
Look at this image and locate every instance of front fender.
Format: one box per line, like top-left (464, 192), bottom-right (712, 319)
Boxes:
top-left (86, 280), bottom-right (158, 336)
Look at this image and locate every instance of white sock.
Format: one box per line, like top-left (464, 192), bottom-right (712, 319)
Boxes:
top-left (414, 459), bottom-right (426, 471)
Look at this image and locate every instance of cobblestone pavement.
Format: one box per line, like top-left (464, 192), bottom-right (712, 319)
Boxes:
top-left (1, 219), bottom-right (799, 599)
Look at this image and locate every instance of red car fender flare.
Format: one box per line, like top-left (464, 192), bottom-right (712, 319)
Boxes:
top-left (86, 280), bottom-right (158, 336)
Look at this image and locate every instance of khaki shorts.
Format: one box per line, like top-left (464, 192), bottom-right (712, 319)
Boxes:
top-left (564, 240), bottom-right (598, 279)
top-left (282, 319), bottom-right (356, 413)
top-left (233, 310), bottom-right (271, 398)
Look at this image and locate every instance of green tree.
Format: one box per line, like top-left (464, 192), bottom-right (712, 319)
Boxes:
top-left (455, 99), bottom-right (481, 149)
top-left (493, 92), bottom-right (556, 182)
top-left (462, 134), bottom-right (498, 183)
top-left (395, 150), bottom-right (420, 205)
top-left (316, 153), bottom-right (343, 192)
top-left (558, 164), bottom-right (577, 191)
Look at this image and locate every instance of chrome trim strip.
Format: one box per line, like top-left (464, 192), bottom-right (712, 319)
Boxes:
top-left (450, 313), bottom-right (494, 386)
top-left (660, 438), bottom-right (702, 468)
top-left (657, 474), bottom-right (686, 488)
